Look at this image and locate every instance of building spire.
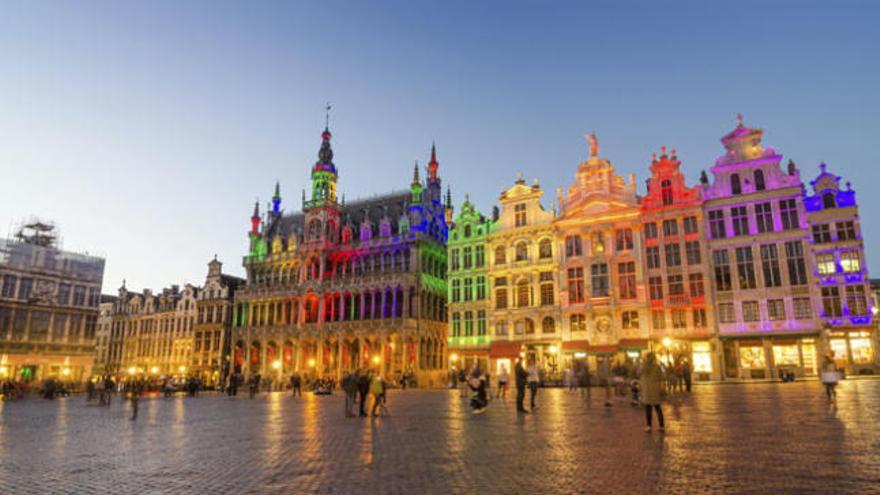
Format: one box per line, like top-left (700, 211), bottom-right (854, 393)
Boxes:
top-left (272, 181), bottom-right (282, 214)
top-left (445, 186), bottom-right (452, 209)
top-left (428, 142), bottom-right (439, 181)
top-left (412, 160), bottom-right (420, 184)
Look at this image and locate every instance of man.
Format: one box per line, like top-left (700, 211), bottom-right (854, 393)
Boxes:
top-left (526, 358), bottom-right (541, 410)
top-left (291, 373), bottom-right (302, 397)
top-left (342, 371), bottom-right (358, 417)
top-left (514, 358), bottom-right (528, 413)
top-left (357, 369), bottom-right (371, 417)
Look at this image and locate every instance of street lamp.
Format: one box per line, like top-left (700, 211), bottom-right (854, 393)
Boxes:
top-left (450, 353), bottom-right (459, 363)
top-left (127, 367), bottom-right (137, 376)
top-left (150, 366), bottom-right (159, 375)
top-left (307, 358), bottom-right (316, 368)
top-left (61, 368), bottom-right (70, 377)
top-left (178, 365), bottom-right (186, 374)
top-left (549, 345), bottom-right (559, 354)
top-left (0, 366), bottom-right (8, 377)
top-left (272, 360), bottom-right (282, 370)
top-left (371, 355), bottom-right (381, 366)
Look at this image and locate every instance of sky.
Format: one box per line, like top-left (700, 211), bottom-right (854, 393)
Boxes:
top-left (1, 0), bottom-right (878, 292)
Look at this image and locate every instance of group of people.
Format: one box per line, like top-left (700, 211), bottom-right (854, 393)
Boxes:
top-left (341, 369), bottom-right (388, 417)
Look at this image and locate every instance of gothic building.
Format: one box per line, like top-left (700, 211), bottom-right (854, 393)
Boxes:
top-left (231, 126), bottom-right (451, 386)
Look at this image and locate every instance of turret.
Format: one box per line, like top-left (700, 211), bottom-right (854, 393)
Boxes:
top-left (410, 161), bottom-right (423, 204)
top-left (272, 181), bottom-right (282, 215)
top-left (444, 186), bottom-right (454, 224)
top-left (250, 201), bottom-right (261, 235)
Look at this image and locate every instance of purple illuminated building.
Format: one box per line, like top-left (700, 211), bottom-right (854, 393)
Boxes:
top-left (804, 163), bottom-right (876, 373)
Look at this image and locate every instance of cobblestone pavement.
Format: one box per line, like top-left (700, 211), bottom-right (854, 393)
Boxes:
top-left (1, 380), bottom-right (879, 495)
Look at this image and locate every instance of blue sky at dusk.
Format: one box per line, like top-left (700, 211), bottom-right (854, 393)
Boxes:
top-left (1, 1), bottom-right (878, 291)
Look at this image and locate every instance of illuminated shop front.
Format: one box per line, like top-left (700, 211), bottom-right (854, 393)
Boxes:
top-left (828, 330), bottom-right (876, 374)
top-left (722, 337), bottom-right (819, 379)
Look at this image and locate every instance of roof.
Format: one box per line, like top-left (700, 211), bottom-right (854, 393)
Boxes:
top-left (268, 190), bottom-right (412, 239)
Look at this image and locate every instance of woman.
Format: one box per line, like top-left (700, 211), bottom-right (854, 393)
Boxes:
top-left (820, 351), bottom-right (840, 402)
top-left (496, 366), bottom-right (510, 399)
top-left (640, 353), bottom-right (665, 433)
top-left (370, 373), bottom-right (387, 416)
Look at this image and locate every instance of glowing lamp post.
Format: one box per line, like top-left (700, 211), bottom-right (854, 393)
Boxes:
top-left (178, 365), bottom-right (186, 375)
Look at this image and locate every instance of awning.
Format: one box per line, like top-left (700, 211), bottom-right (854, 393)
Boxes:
top-left (587, 345), bottom-right (618, 354)
top-left (562, 340), bottom-right (590, 352)
top-left (619, 338), bottom-right (649, 349)
top-left (489, 341), bottom-right (523, 358)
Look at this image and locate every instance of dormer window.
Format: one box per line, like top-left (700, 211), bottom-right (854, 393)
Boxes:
top-left (514, 204), bottom-right (527, 227)
top-left (464, 225), bottom-right (472, 238)
top-left (731, 174), bottom-right (742, 195)
top-left (754, 170), bottom-right (766, 191)
top-left (823, 192), bottom-right (836, 209)
top-left (660, 180), bottom-right (673, 206)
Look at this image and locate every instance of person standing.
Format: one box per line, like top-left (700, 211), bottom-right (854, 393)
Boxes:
top-left (357, 369), bottom-right (370, 417)
top-left (598, 358), bottom-right (613, 407)
top-left (129, 379), bottom-right (143, 421)
top-left (640, 353), bottom-right (665, 432)
top-left (370, 373), bottom-right (385, 417)
top-left (291, 373), bottom-right (302, 397)
top-left (682, 359), bottom-right (692, 393)
top-left (577, 364), bottom-right (591, 400)
top-left (496, 366), bottom-right (510, 400)
top-left (821, 351), bottom-right (840, 403)
top-left (514, 358), bottom-right (528, 413)
top-left (343, 371), bottom-right (358, 417)
top-left (527, 358), bottom-right (541, 410)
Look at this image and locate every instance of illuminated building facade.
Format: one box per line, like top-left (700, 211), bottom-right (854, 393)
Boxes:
top-left (702, 116), bottom-right (822, 380)
top-left (554, 135), bottom-right (648, 371)
top-left (804, 163), bottom-right (876, 373)
top-left (486, 174), bottom-right (561, 377)
top-left (231, 127), bottom-right (450, 387)
top-left (0, 222), bottom-right (105, 383)
top-left (193, 257), bottom-right (244, 386)
top-left (641, 147), bottom-right (719, 380)
top-left (447, 196), bottom-right (494, 372)
top-left (92, 296), bottom-right (117, 376)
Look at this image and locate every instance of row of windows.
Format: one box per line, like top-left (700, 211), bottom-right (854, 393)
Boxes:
top-left (713, 242), bottom-right (807, 291)
top-left (812, 221), bottom-right (858, 244)
top-left (494, 316), bottom-right (556, 336)
top-left (451, 310), bottom-right (488, 337)
top-left (193, 330), bottom-right (223, 353)
top-left (0, 275), bottom-right (98, 307)
top-left (645, 241), bottom-right (702, 269)
top-left (650, 308), bottom-right (709, 330)
top-left (816, 250), bottom-right (862, 275)
top-left (0, 308), bottom-right (97, 342)
top-left (197, 305), bottom-right (229, 325)
top-left (450, 277), bottom-right (487, 303)
top-left (729, 170), bottom-right (767, 195)
top-left (644, 217), bottom-right (700, 239)
top-left (648, 273), bottom-right (705, 300)
top-left (717, 297), bottom-right (814, 323)
top-left (708, 199), bottom-right (799, 239)
top-left (564, 229), bottom-right (635, 258)
top-left (820, 285), bottom-right (869, 317)
top-left (493, 239), bottom-right (553, 265)
top-left (494, 274), bottom-right (555, 308)
top-left (450, 245), bottom-right (485, 271)
top-left (565, 262), bottom-right (636, 303)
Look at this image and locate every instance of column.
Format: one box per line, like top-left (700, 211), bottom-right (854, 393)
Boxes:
top-left (392, 290), bottom-right (398, 318)
top-left (318, 296), bottom-right (326, 325)
top-left (340, 295), bottom-right (346, 322)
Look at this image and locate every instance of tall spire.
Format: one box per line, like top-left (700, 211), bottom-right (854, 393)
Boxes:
top-left (412, 160), bottom-right (420, 185)
top-left (445, 186), bottom-right (452, 209)
top-left (272, 181), bottom-right (281, 214)
top-left (428, 142), bottom-right (439, 181)
top-left (250, 200), bottom-right (261, 235)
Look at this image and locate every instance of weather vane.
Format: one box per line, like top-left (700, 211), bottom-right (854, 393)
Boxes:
top-left (325, 102), bottom-right (332, 129)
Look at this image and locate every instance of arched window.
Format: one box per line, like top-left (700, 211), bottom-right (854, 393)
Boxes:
top-left (823, 192), bottom-right (836, 209)
top-left (754, 170), bottom-right (766, 191)
top-left (524, 318), bottom-right (535, 334)
top-left (661, 179), bottom-right (673, 206)
top-left (731, 174), bottom-right (742, 195)
top-left (542, 316), bottom-right (555, 334)
top-left (539, 239), bottom-right (552, 259)
top-left (516, 279), bottom-right (530, 308)
top-left (494, 246), bottom-right (506, 265)
top-left (515, 242), bottom-right (528, 262)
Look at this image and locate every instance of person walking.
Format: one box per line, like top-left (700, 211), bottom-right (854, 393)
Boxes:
top-left (343, 371), bottom-right (358, 417)
top-left (598, 358), bottom-right (613, 407)
top-left (640, 353), bottom-right (665, 432)
top-left (357, 369), bottom-right (371, 417)
top-left (129, 379), bottom-right (143, 421)
top-left (291, 373), bottom-right (302, 397)
top-left (526, 358), bottom-right (541, 410)
top-left (370, 373), bottom-right (386, 417)
top-left (821, 351), bottom-right (840, 403)
top-left (682, 359), bottom-right (692, 393)
top-left (496, 366), bottom-right (509, 400)
top-left (514, 358), bottom-right (528, 413)
top-left (577, 364), bottom-right (591, 400)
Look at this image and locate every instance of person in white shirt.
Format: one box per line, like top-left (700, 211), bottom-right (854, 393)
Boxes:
top-left (526, 358), bottom-right (541, 409)
top-left (496, 366), bottom-right (510, 399)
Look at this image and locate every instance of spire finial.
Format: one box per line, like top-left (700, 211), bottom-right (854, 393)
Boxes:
top-left (587, 132), bottom-right (599, 159)
top-left (445, 186), bottom-right (452, 208)
top-left (274, 180), bottom-right (281, 198)
top-left (736, 112), bottom-right (744, 127)
top-left (412, 160), bottom-right (420, 183)
top-left (516, 171), bottom-right (524, 183)
top-left (325, 102), bottom-right (331, 130)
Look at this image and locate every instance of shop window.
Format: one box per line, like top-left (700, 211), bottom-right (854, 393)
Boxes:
top-left (772, 345), bottom-right (800, 366)
top-left (691, 342), bottom-right (712, 373)
top-left (850, 334), bottom-right (875, 364)
top-left (739, 346), bottom-right (766, 369)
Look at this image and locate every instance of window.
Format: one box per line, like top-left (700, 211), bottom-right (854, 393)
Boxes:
top-left (668, 274), bottom-right (684, 296)
top-left (823, 193), bottom-right (836, 209)
top-left (646, 246), bottom-right (660, 269)
top-left (494, 246), bottom-right (506, 265)
top-left (651, 310), bottom-right (665, 330)
top-left (462, 247), bottom-right (473, 269)
top-left (622, 311), bottom-right (639, 329)
top-left (514, 204), bottom-right (527, 227)
top-left (644, 222), bottom-right (658, 239)
top-left (565, 236), bottom-right (582, 257)
top-left (793, 297), bottom-right (812, 319)
top-left (846, 285), bottom-right (868, 316)
top-left (693, 308), bottom-right (707, 328)
top-left (731, 206), bottom-right (749, 236)
top-left (476, 276), bottom-right (487, 300)
top-left (591, 232), bottom-right (605, 254)
top-left (540, 272), bottom-right (554, 306)
top-left (780, 199), bottom-right (799, 230)
top-left (649, 276), bottom-right (664, 300)
top-left (785, 241), bottom-right (808, 286)
top-left (718, 303), bottom-right (735, 323)
top-left (464, 225), bottom-right (472, 238)
top-left (451, 279), bottom-right (461, 303)
top-left (495, 286), bottom-right (507, 310)
top-left (688, 273), bottom-right (704, 297)
top-left (664, 243), bottom-right (681, 267)
top-left (836, 221), bottom-right (857, 241)
top-left (570, 314), bottom-right (586, 332)
top-left (755, 202), bottom-right (773, 233)
top-left (450, 249), bottom-right (460, 270)
top-left (663, 219), bottom-right (678, 237)
top-left (73, 285), bottom-right (87, 306)
top-left (685, 241), bottom-right (701, 265)
top-left (731, 173), bottom-right (742, 195)
top-left (713, 250), bottom-right (732, 292)
top-left (542, 317), bottom-right (555, 334)
top-left (754, 169), bottom-right (766, 191)
top-left (618, 262), bottom-right (636, 299)
top-left (451, 313), bottom-right (461, 337)
top-left (515, 242), bottom-right (528, 262)
top-left (590, 263), bottom-right (609, 297)
top-left (767, 299), bottom-right (786, 321)
top-left (56, 283), bottom-right (70, 305)
top-left (515, 318), bottom-right (535, 335)
top-left (477, 310), bottom-right (487, 335)
top-left (516, 280), bottom-right (530, 308)
top-left (840, 251), bottom-right (861, 273)
top-left (464, 311), bottom-right (474, 336)
top-left (812, 224), bottom-right (832, 244)
top-left (539, 239), bottom-right (553, 259)
top-left (661, 179), bottom-right (674, 205)
top-left (742, 301), bottom-right (760, 322)
top-left (495, 321), bottom-right (508, 337)
top-left (615, 229), bottom-right (633, 251)
top-left (709, 210), bottom-right (726, 239)
top-left (759, 244), bottom-right (782, 288)
top-left (1, 275), bottom-right (16, 298)
top-left (683, 216), bottom-right (698, 234)
top-left (18, 277), bottom-right (33, 300)
top-left (816, 254), bottom-right (836, 275)
top-left (475, 246), bottom-right (485, 267)
top-left (672, 310), bottom-right (687, 329)
top-left (735, 247), bottom-right (757, 290)
top-left (463, 278), bottom-right (473, 301)
top-left (822, 287), bottom-right (842, 317)
top-left (567, 268), bottom-right (584, 304)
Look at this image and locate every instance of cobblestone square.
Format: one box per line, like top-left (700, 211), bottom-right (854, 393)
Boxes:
top-left (1, 380), bottom-right (879, 495)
